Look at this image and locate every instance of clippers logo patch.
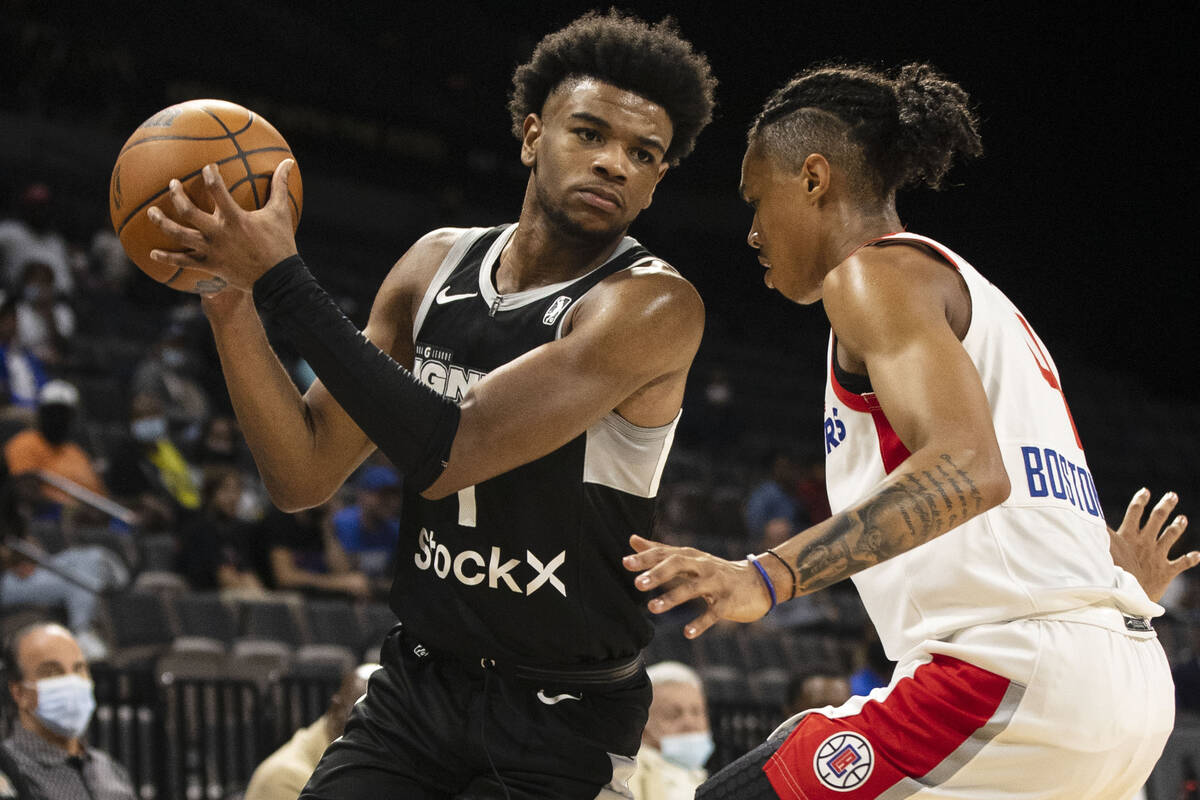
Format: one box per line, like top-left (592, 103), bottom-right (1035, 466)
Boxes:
top-left (814, 731), bottom-right (874, 791)
top-left (543, 295), bottom-right (573, 326)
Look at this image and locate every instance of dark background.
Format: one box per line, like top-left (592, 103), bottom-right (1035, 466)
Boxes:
top-left (2, 1), bottom-right (1197, 464)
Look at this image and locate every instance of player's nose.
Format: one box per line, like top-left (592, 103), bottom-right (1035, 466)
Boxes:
top-left (592, 145), bottom-right (628, 181)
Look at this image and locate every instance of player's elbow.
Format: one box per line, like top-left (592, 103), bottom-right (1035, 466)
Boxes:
top-left (970, 443), bottom-right (1011, 512)
top-left (263, 477), bottom-right (336, 514)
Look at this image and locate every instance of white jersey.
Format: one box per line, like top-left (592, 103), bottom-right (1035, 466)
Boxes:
top-left (823, 232), bottom-right (1160, 660)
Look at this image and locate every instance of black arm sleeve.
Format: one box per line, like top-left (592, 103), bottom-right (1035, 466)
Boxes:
top-left (252, 255), bottom-right (460, 492)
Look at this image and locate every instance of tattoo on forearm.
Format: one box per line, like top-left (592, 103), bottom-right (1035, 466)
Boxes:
top-left (794, 454), bottom-right (986, 594)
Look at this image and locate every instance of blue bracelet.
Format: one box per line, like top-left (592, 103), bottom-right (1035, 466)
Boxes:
top-left (747, 553), bottom-right (778, 610)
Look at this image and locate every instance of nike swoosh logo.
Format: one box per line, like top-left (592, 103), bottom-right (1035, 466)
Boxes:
top-left (536, 689), bottom-right (582, 705)
top-left (435, 286), bottom-right (479, 305)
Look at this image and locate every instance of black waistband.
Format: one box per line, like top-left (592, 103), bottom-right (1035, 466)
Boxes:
top-left (391, 624), bottom-right (645, 689)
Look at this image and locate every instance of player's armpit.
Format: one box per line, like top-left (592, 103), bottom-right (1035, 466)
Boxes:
top-left (423, 269), bottom-right (704, 498)
top-left (780, 252), bottom-right (1010, 592)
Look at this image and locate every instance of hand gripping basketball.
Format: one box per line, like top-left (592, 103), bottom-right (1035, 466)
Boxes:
top-left (147, 159), bottom-right (299, 292)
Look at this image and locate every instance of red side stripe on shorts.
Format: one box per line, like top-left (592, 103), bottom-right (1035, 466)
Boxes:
top-left (763, 655), bottom-right (1015, 798)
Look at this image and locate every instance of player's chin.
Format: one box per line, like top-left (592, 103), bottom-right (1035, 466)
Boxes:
top-left (562, 214), bottom-right (627, 243)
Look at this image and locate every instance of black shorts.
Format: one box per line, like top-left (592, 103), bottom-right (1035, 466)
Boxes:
top-left (300, 625), bottom-right (651, 799)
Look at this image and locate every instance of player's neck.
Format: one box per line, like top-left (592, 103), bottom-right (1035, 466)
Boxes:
top-left (503, 208), bottom-right (625, 293)
top-left (826, 205), bottom-right (904, 268)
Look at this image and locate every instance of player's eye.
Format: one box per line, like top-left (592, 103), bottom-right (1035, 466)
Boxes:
top-left (634, 149), bottom-right (654, 165)
top-left (575, 128), bottom-right (600, 143)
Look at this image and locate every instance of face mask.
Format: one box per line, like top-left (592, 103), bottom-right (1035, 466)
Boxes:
top-left (28, 674), bottom-right (96, 739)
top-left (37, 405), bottom-right (73, 445)
top-left (160, 347), bottom-right (187, 369)
top-left (131, 416), bottom-right (168, 442)
top-left (659, 730), bottom-right (714, 771)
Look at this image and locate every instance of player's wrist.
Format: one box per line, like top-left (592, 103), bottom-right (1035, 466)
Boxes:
top-left (762, 548), bottom-right (797, 602)
top-left (746, 553), bottom-right (779, 612)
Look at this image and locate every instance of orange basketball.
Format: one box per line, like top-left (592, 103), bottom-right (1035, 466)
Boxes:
top-left (109, 99), bottom-right (303, 293)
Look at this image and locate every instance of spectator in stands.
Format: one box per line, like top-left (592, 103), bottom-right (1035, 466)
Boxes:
top-left (1, 622), bottom-right (134, 799)
top-left (849, 628), bottom-right (893, 697)
top-left (332, 465), bottom-right (401, 583)
top-left (743, 449), bottom-right (802, 552)
top-left (0, 534), bottom-right (126, 661)
top-left (260, 503), bottom-right (371, 600)
top-left (243, 662), bottom-right (380, 800)
top-left (0, 297), bottom-right (48, 421)
top-left (191, 414), bottom-right (266, 521)
top-left (0, 743), bottom-right (34, 799)
top-left (3, 381), bottom-right (108, 516)
top-left (13, 261), bottom-right (74, 366)
top-left (630, 660), bottom-right (713, 800)
top-left (105, 392), bottom-right (200, 532)
top-left (131, 323), bottom-right (210, 446)
top-left (782, 669), bottom-right (852, 719)
top-left (191, 414), bottom-right (241, 469)
top-left (0, 183), bottom-right (74, 296)
top-left (176, 466), bottom-right (265, 593)
top-left (791, 454), bottom-right (831, 525)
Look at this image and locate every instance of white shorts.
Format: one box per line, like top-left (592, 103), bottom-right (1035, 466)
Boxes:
top-left (762, 607), bottom-right (1174, 799)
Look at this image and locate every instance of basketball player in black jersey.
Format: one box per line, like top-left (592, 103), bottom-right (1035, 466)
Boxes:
top-left (146, 11), bottom-right (716, 799)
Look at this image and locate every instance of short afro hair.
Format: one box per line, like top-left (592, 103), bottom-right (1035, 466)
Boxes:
top-left (508, 10), bottom-right (717, 165)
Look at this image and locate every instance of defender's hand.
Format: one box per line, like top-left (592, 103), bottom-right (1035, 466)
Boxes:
top-left (147, 159), bottom-right (299, 291)
top-left (1110, 488), bottom-right (1198, 603)
top-left (623, 534), bottom-right (772, 638)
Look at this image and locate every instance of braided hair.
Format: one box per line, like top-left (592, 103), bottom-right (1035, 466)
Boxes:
top-left (750, 63), bottom-right (982, 202)
top-left (509, 10), bottom-right (717, 165)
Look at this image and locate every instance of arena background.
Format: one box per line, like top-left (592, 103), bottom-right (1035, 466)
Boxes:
top-left (2, 1), bottom-right (1198, 798)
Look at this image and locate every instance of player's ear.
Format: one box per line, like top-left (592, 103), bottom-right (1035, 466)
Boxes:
top-left (802, 153), bottom-right (831, 201)
top-left (521, 114), bottom-right (543, 168)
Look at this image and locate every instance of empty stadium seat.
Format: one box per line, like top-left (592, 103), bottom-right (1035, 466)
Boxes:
top-left (174, 592), bottom-right (239, 644)
top-left (139, 534), bottom-right (180, 572)
top-left (307, 598), bottom-right (366, 651)
top-left (292, 644), bottom-right (358, 680)
top-left (104, 590), bottom-right (174, 666)
top-left (240, 597), bottom-right (306, 647)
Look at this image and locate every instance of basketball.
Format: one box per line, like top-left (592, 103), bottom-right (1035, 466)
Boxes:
top-left (108, 99), bottom-right (303, 293)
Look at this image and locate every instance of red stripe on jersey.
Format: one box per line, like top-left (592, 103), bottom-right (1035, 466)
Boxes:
top-left (763, 655), bottom-right (1014, 798)
top-left (829, 357), bottom-right (912, 474)
top-left (857, 232), bottom-right (963, 274)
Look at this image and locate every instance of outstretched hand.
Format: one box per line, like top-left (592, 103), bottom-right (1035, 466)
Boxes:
top-left (1109, 488), bottom-right (1197, 603)
top-left (623, 534), bottom-right (773, 638)
top-left (147, 159), bottom-right (299, 292)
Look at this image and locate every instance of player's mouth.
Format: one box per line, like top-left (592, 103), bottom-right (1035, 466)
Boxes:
top-left (758, 256), bottom-right (775, 289)
top-left (578, 186), bottom-right (623, 211)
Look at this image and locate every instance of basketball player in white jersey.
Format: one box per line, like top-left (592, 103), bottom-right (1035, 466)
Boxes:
top-left (623, 63), bottom-right (1196, 799)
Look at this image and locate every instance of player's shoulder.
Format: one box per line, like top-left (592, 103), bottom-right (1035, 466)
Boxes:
top-left (828, 238), bottom-right (956, 306)
top-left (570, 254), bottom-right (703, 348)
top-left (377, 227), bottom-right (471, 293)
top-left (600, 253), bottom-right (701, 305)
top-left (402, 226), bottom-right (473, 263)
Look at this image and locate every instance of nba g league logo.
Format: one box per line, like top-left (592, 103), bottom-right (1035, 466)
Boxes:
top-left (814, 730), bottom-right (874, 791)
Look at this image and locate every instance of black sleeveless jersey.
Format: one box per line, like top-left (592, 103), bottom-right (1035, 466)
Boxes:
top-left (390, 225), bottom-right (679, 667)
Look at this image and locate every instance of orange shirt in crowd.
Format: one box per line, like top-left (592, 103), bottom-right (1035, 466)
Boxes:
top-left (3, 429), bottom-right (108, 506)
